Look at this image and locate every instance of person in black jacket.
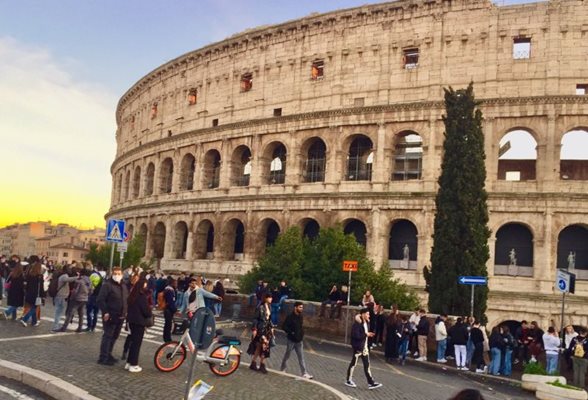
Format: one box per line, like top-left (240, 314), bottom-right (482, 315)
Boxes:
top-left (344, 308), bottom-right (383, 390)
top-left (416, 309), bottom-right (430, 361)
top-left (279, 301), bottom-right (313, 379)
top-left (449, 318), bottom-right (469, 370)
top-left (125, 277), bottom-right (152, 373)
top-left (96, 267), bottom-right (129, 365)
top-left (19, 261), bottom-right (45, 327)
top-left (470, 320), bottom-right (486, 373)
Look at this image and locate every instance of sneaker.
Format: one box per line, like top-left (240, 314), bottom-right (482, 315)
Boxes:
top-left (128, 365), bottom-right (142, 373)
top-left (475, 368), bottom-right (485, 374)
top-left (344, 380), bottom-right (357, 388)
top-left (446, 356), bottom-right (454, 360)
top-left (124, 363), bottom-right (130, 370)
top-left (33, 321), bottom-right (41, 327)
top-left (368, 382), bottom-right (383, 390)
top-left (302, 373), bottom-right (314, 379)
top-left (418, 357), bottom-right (427, 361)
top-left (19, 319), bottom-right (27, 327)
top-left (413, 351), bottom-right (419, 357)
top-left (437, 359), bottom-right (447, 363)
top-left (513, 359), bottom-right (520, 365)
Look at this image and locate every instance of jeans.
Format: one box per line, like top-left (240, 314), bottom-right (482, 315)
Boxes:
top-left (213, 302), bottom-right (222, 317)
top-left (466, 338), bottom-right (474, 366)
top-left (52, 297), bottom-right (67, 330)
top-left (62, 300), bottom-right (86, 330)
top-left (490, 347), bottom-right (502, 375)
top-left (5, 305), bottom-right (18, 320)
top-left (86, 295), bottom-right (99, 330)
top-left (502, 349), bottom-right (513, 376)
top-left (271, 303), bottom-right (280, 326)
top-left (545, 353), bottom-right (558, 375)
top-left (280, 339), bottom-right (308, 375)
top-left (22, 304), bottom-right (38, 325)
top-left (437, 339), bottom-right (447, 361)
top-left (454, 345), bottom-right (467, 368)
top-left (399, 338), bottom-right (409, 361)
top-left (99, 317), bottom-right (124, 361)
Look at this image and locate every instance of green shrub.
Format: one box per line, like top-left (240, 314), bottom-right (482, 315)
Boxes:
top-left (523, 362), bottom-right (547, 375)
top-left (547, 379), bottom-right (584, 391)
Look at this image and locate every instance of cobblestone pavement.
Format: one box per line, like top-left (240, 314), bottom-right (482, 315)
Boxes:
top-left (0, 304), bottom-right (534, 400)
top-left (0, 376), bottom-right (54, 400)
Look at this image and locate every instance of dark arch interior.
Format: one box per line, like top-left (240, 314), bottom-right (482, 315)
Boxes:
top-left (389, 220), bottom-right (418, 260)
top-left (344, 219), bottom-right (367, 247)
top-left (495, 223), bottom-right (533, 266)
top-left (557, 224), bottom-right (588, 270)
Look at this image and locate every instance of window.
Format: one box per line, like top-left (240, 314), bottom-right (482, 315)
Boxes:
top-left (273, 108), bottom-right (282, 117)
top-left (188, 88), bottom-right (198, 105)
top-left (311, 60), bottom-right (324, 80)
top-left (240, 73), bottom-right (253, 92)
top-left (505, 171), bottom-right (521, 181)
top-left (403, 48), bottom-right (419, 69)
top-left (63, 252), bottom-right (68, 257)
top-left (212, 118), bottom-right (219, 127)
top-left (513, 37), bottom-right (531, 59)
top-left (577, 84), bottom-right (588, 95)
top-left (150, 103), bottom-right (158, 119)
top-left (130, 115), bottom-right (135, 130)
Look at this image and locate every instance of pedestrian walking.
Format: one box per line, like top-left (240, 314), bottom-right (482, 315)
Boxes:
top-left (124, 277), bottom-right (152, 373)
top-left (279, 301), bottom-right (313, 379)
top-left (162, 277), bottom-right (177, 343)
top-left (247, 293), bottom-right (274, 373)
top-left (344, 308), bottom-right (383, 390)
top-left (4, 264), bottom-right (25, 320)
top-left (19, 259), bottom-right (45, 327)
top-left (568, 327), bottom-right (588, 388)
top-left (96, 267), bottom-right (129, 366)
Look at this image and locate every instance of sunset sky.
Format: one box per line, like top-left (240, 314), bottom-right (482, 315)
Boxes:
top-left (0, 0), bottom-right (574, 229)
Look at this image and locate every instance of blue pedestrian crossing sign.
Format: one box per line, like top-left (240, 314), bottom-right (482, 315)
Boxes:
top-left (106, 219), bottom-right (126, 243)
top-left (458, 276), bottom-right (487, 285)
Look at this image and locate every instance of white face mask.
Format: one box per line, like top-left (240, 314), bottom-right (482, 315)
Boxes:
top-left (112, 275), bottom-right (123, 283)
top-left (145, 274), bottom-right (151, 280)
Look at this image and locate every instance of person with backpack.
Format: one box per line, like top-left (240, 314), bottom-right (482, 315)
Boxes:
top-left (85, 265), bottom-right (103, 332)
top-left (568, 327), bottom-right (588, 388)
top-left (58, 268), bottom-right (91, 332)
top-left (49, 266), bottom-right (71, 332)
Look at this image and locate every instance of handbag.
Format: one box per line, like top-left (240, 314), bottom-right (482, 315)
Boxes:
top-left (145, 315), bottom-right (155, 328)
top-left (35, 297), bottom-right (43, 306)
top-left (3, 281), bottom-right (10, 290)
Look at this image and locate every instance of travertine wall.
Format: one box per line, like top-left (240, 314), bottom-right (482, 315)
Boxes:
top-left (107, 0), bottom-right (588, 327)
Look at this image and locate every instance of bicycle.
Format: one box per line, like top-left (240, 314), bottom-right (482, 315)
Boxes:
top-left (154, 314), bottom-right (241, 376)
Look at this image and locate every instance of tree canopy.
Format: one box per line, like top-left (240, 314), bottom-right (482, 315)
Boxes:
top-left (85, 234), bottom-right (151, 271)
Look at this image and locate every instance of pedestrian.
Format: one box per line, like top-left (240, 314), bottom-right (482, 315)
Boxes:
top-left (85, 265), bottom-right (103, 332)
top-left (59, 268), bottom-right (91, 332)
top-left (543, 326), bottom-right (560, 375)
top-left (398, 315), bottom-right (411, 365)
top-left (319, 285), bottom-right (340, 318)
top-left (514, 320), bottom-right (529, 364)
top-left (501, 325), bottom-right (515, 376)
top-left (470, 320), bottom-right (486, 373)
top-left (563, 324), bottom-right (578, 371)
top-left (279, 301), bottom-right (313, 379)
top-left (527, 321), bottom-right (544, 363)
top-left (344, 307), bottom-right (383, 390)
top-left (247, 293), bottom-right (274, 373)
top-left (373, 304), bottom-right (386, 348)
top-left (436, 314), bottom-right (448, 363)
top-left (162, 277), bottom-right (178, 343)
top-left (416, 309), bottom-right (429, 361)
top-left (277, 280), bottom-right (291, 311)
top-left (125, 276), bottom-right (152, 373)
top-left (449, 317), bottom-right (469, 370)
top-left (408, 308), bottom-right (421, 357)
top-left (96, 267), bottom-right (129, 365)
top-left (4, 264), bottom-right (25, 320)
top-left (568, 327), bottom-right (588, 388)
top-left (384, 305), bottom-right (400, 361)
top-left (19, 259), bottom-right (45, 327)
top-left (270, 285), bottom-right (281, 326)
top-left (180, 277), bottom-right (222, 319)
top-left (488, 326), bottom-right (504, 375)
top-left (212, 278), bottom-right (225, 317)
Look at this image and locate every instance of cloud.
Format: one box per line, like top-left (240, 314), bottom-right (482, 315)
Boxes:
top-left (0, 36), bottom-right (116, 228)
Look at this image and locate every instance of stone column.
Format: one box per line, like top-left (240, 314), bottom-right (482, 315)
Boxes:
top-left (373, 123), bottom-right (387, 183)
top-left (219, 139), bottom-right (231, 188)
top-left (538, 211), bottom-right (554, 292)
top-left (144, 217), bottom-right (153, 258)
top-left (483, 117), bottom-right (497, 186)
top-left (543, 114), bottom-right (558, 184)
top-left (369, 207), bottom-right (385, 266)
top-left (171, 153), bottom-right (181, 193)
top-left (185, 231), bottom-right (194, 260)
top-left (163, 218), bottom-right (174, 259)
top-left (325, 126), bottom-right (343, 184)
top-left (286, 135), bottom-right (302, 186)
top-left (423, 118), bottom-right (438, 183)
top-left (249, 135), bottom-right (263, 187)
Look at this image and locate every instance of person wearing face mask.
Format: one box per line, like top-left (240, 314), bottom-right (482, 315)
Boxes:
top-left (96, 267), bottom-right (129, 366)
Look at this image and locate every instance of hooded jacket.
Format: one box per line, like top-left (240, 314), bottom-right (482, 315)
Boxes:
top-left (350, 314), bottom-right (369, 353)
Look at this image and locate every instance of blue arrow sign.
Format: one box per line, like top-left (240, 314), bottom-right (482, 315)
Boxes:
top-left (458, 276), bottom-right (487, 285)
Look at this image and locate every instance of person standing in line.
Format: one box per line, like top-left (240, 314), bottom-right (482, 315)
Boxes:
top-left (19, 259), bottom-right (45, 327)
top-left (449, 317), bottom-right (469, 370)
top-left (568, 327), bottom-right (588, 388)
top-left (384, 305), bottom-right (400, 362)
top-left (408, 308), bottom-right (421, 357)
top-left (124, 276), bottom-right (152, 373)
top-left (96, 267), bottom-right (129, 365)
top-left (279, 301), bottom-right (313, 379)
top-left (563, 324), bottom-right (578, 371)
top-left (501, 325), bottom-right (515, 377)
top-left (397, 315), bottom-right (411, 365)
top-left (488, 326), bottom-right (504, 375)
top-left (435, 314), bottom-right (448, 363)
top-left (344, 308), bottom-right (383, 390)
top-left (373, 304), bottom-right (386, 348)
top-left (543, 326), bottom-right (560, 375)
top-left (212, 278), bottom-right (225, 317)
top-left (470, 320), bottom-right (486, 373)
top-left (270, 285), bottom-right (281, 326)
top-left (162, 277), bottom-right (178, 343)
top-left (416, 309), bottom-right (430, 361)
top-left (4, 264), bottom-right (25, 320)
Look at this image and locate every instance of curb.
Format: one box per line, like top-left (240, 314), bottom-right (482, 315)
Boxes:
top-left (0, 359), bottom-right (102, 400)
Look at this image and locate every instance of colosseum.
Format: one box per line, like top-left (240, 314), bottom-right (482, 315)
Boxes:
top-left (107, 0), bottom-right (588, 327)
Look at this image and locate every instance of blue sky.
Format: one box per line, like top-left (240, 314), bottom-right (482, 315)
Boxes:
top-left (0, 0), bottom-right (560, 228)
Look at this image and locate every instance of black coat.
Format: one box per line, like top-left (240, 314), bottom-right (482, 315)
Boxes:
top-left (449, 323), bottom-right (469, 345)
top-left (6, 275), bottom-right (25, 307)
top-left (24, 275), bottom-right (45, 305)
top-left (97, 279), bottom-right (129, 320)
top-left (282, 312), bottom-right (304, 343)
top-left (127, 293), bottom-right (152, 326)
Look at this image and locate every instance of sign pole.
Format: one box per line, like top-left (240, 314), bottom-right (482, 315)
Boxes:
top-left (108, 243), bottom-right (115, 276)
top-left (558, 290), bottom-right (566, 373)
top-left (120, 251), bottom-right (124, 270)
top-left (470, 285), bottom-right (475, 318)
top-left (344, 269), bottom-right (352, 344)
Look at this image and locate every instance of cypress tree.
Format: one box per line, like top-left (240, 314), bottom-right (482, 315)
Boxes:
top-left (427, 83), bottom-right (490, 321)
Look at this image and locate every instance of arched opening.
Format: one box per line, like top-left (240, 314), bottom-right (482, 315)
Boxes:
top-left (123, 171), bottom-right (131, 201)
top-left (301, 219), bottom-right (320, 241)
top-left (144, 163), bottom-right (155, 196)
top-left (194, 220), bottom-right (214, 260)
top-left (132, 166), bottom-right (141, 199)
top-left (263, 142), bottom-right (287, 185)
top-left (388, 219), bottom-right (418, 270)
top-left (126, 224), bottom-right (134, 240)
top-left (346, 135), bottom-right (373, 181)
top-left (560, 129), bottom-right (588, 180)
top-left (203, 150), bottom-right (221, 189)
top-left (498, 130), bottom-right (537, 181)
top-left (392, 132), bottom-right (423, 181)
top-left (179, 154), bottom-right (196, 191)
top-left (152, 222), bottom-right (166, 259)
top-left (494, 223), bottom-right (533, 276)
top-left (159, 158), bottom-right (174, 194)
top-left (303, 138), bottom-right (327, 183)
top-left (138, 223), bottom-right (148, 257)
top-left (231, 145), bottom-right (252, 187)
top-left (172, 221), bottom-right (188, 259)
top-left (343, 219), bottom-right (367, 247)
top-left (224, 219), bottom-right (245, 260)
top-left (264, 219), bottom-right (280, 247)
top-left (499, 320), bottom-right (521, 337)
top-left (557, 224), bottom-right (588, 273)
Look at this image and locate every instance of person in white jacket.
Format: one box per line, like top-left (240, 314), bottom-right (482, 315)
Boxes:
top-left (435, 314), bottom-right (448, 363)
top-left (543, 326), bottom-right (561, 374)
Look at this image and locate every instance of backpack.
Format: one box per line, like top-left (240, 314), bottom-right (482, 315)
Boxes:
top-left (157, 291), bottom-right (167, 310)
top-left (47, 272), bottom-right (61, 298)
top-left (574, 339), bottom-right (586, 358)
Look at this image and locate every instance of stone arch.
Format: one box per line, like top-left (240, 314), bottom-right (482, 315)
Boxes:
top-left (560, 129), bottom-right (588, 180)
top-left (343, 218), bottom-right (367, 247)
top-left (123, 170), bottom-right (131, 201)
top-left (203, 149), bottom-right (221, 189)
top-left (498, 129), bottom-right (537, 181)
top-left (345, 134), bottom-right (373, 181)
top-left (132, 166), bottom-right (141, 199)
top-left (557, 224), bottom-right (588, 270)
top-left (494, 222), bottom-right (534, 276)
top-left (127, 224), bottom-right (134, 240)
top-left (299, 218), bottom-right (320, 240)
top-left (223, 218), bottom-right (245, 260)
top-left (159, 157), bottom-right (174, 194)
top-left (261, 218), bottom-right (281, 247)
top-left (179, 153), bottom-right (196, 191)
top-left (144, 162), bottom-right (155, 196)
top-left (172, 221), bottom-right (189, 259)
top-left (230, 145), bottom-right (252, 187)
top-left (152, 222), bottom-right (166, 259)
top-left (388, 219), bottom-right (418, 270)
top-left (391, 131), bottom-right (423, 181)
top-left (194, 219), bottom-right (214, 260)
top-left (138, 223), bottom-right (148, 256)
top-left (301, 137), bottom-right (327, 183)
top-left (261, 141), bottom-right (287, 185)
